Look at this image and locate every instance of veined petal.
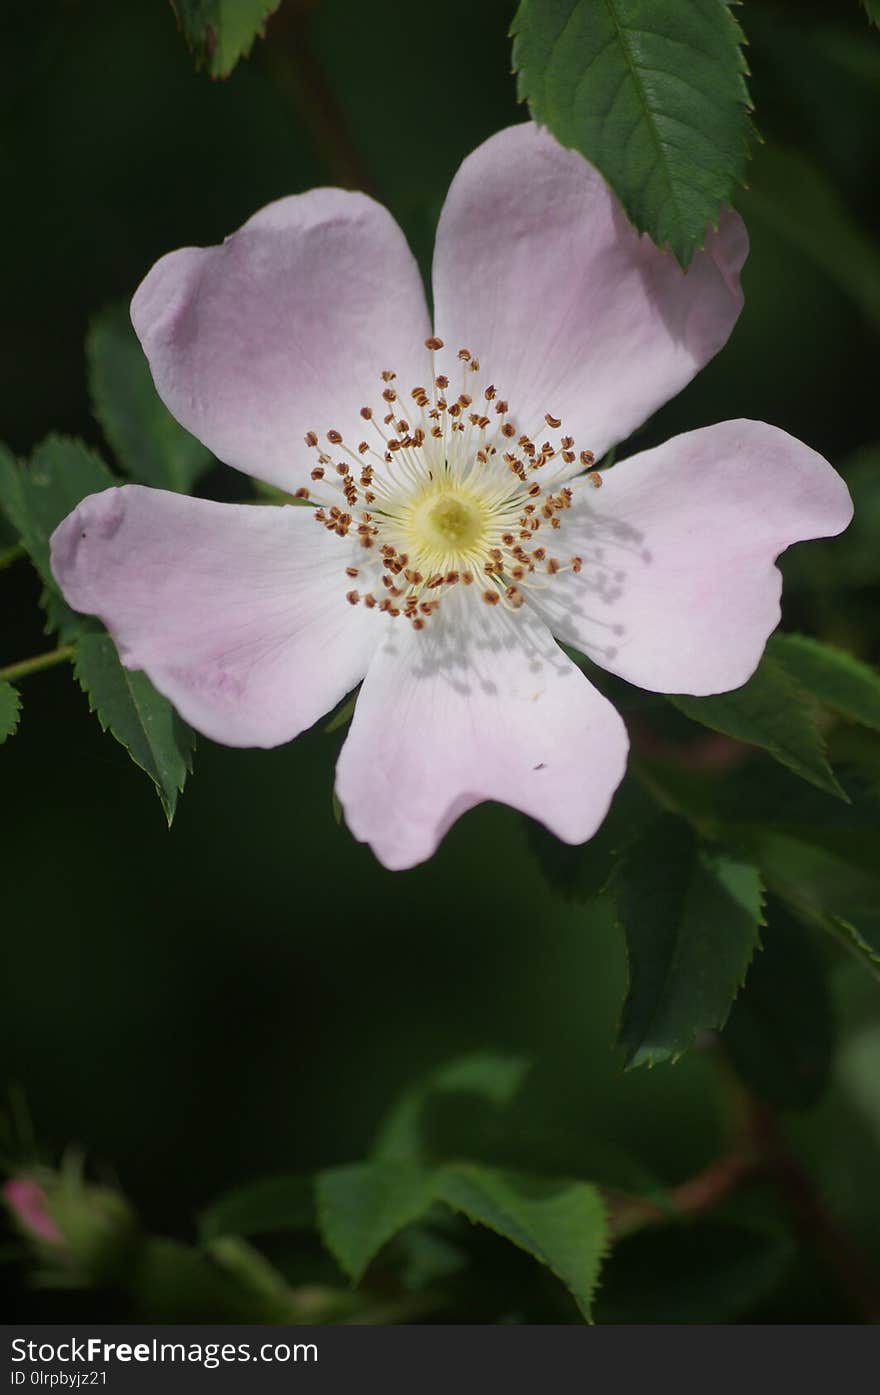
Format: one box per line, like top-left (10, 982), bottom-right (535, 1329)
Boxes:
top-left (432, 123), bottom-right (746, 459)
top-left (50, 487), bottom-right (376, 747)
top-left (131, 190), bottom-right (432, 494)
top-left (334, 594), bottom-right (629, 871)
top-left (535, 420), bottom-right (853, 696)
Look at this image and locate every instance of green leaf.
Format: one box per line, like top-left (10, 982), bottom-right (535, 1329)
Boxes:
top-left (511, 0), bottom-right (753, 265)
top-left (199, 1174), bottom-right (315, 1241)
top-left (862, 0), bottom-right (880, 28)
top-left (73, 633), bottom-right (194, 825)
top-left (669, 651), bottom-right (847, 800)
top-left (169, 0), bottom-right (282, 78)
top-left (615, 815), bottom-right (764, 1068)
top-left (723, 899), bottom-right (834, 1110)
top-left (315, 1161), bottom-right (435, 1285)
top-left (770, 634), bottom-right (880, 734)
top-left (0, 436), bottom-right (114, 640)
top-left (372, 1051), bottom-right (531, 1163)
top-left (86, 303), bottom-right (212, 493)
top-left (434, 1163), bottom-right (607, 1322)
top-left (739, 144), bottom-right (880, 331)
top-left (527, 773), bottom-right (655, 902)
top-left (0, 682), bottom-right (21, 743)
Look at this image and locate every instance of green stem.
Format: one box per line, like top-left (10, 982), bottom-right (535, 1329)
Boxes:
top-left (0, 543), bottom-right (25, 572)
top-left (0, 644), bottom-right (74, 683)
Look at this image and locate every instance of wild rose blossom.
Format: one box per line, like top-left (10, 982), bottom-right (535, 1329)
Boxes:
top-left (50, 124), bottom-right (852, 870)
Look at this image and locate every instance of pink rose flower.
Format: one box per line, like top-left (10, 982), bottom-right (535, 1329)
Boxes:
top-left (50, 124), bottom-right (852, 870)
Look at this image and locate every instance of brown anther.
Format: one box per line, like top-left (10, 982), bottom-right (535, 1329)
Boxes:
top-left (469, 358), bottom-right (480, 372)
top-left (501, 422), bottom-right (516, 439)
top-left (502, 533), bottom-right (515, 546)
top-left (381, 370), bottom-right (396, 382)
top-left (364, 593), bottom-right (376, 608)
top-left (327, 430), bottom-right (343, 444)
top-left (435, 375), bottom-right (449, 390)
top-left (457, 348), bottom-right (471, 361)
top-left (580, 450), bottom-right (595, 466)
top-left (571, 557), bottom-right (583, 573)
top-left (445, 570), bottom-right (460, 585)
top-left (346, 590), bottom-right (360, 605)
top-left (588, 472), bottom-right (603, 489)
top-left (305, 431), bottom-right (318, 447)
top-left (360, 407), bottom-right (373, 420)
top-left (345, 567), bottom-right (359, 578)
top-left (545, 414), bottom-right (562, 429)
top-left (294, 487), bottom-right (310, 500)
top-left (336, 463), bottom-right (349, 476)
top-left (412, 618), bottom-right (425, 630)
top-left (461, 572), bottom-right (474, 586)
top-left (482, 589), bottom-right (500, 606)
top-left (562, 436), bottom-right (574, 450)
top-left (382, 387), bottom-right (397, 403)
top-left (425, 336), bottom-right (444, 351)
top-left (310, 467), bottom-right (325, 481)
top-left (546, 558), bottom-right (560, 575)
top-left (484, 385), bottom-right (497, 401)
top-left (527, 483), bottom-right (541, 497)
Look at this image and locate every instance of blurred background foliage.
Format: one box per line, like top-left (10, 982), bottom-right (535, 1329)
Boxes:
top-left (1, 0), bottom-right (880, 1323)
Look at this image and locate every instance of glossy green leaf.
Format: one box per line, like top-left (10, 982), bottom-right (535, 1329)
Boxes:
top-left (316, 1161), bottom-right (435, 1284)
top-left (86, 303), bottom-right (212, 493)
top-left (615, 816), bottom-right (764, 1068)
top-left (0, 682), bottom-right (21, 744)
top-left (73, 633), bottom-right (194, 826)
top-left (199, 1174), bottom-right (315, 1241)
top-left (770, 634), bottom-right (880, 734)
top-left (669, 652), bottom-right (846, 800)
top-left (169, 0), bottom-right (282, 78)
top-left (723, 900), bottom-right (834, 1110)
top-left (0, 436), bottom-right (114, 640)
top-left (372, 1051), bottom-right (531, 1163)
top-left (511, 0), bottom-right (753, 265)
top-left (435, 1163), bottom-right (607, 1322)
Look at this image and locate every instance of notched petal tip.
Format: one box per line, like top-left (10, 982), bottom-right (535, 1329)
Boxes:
top-left (49, 486), bottom-right (127, 613)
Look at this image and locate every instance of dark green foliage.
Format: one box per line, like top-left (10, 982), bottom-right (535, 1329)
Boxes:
top-left (511, 0), bottom-right (753, 264)
top-left (615, 816), bottom-right (764, 1067)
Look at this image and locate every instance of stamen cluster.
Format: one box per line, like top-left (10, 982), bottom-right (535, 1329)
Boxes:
top-left (298, 338), bottom-right (601, 627)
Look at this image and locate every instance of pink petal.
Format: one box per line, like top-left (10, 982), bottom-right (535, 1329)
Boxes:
top-left (536, 421), bottom-right (853, 696)
top-left (334, 596), bottom-right (629, 871)
top-left (3, 1178), bottom-right (64, 1246)
top-left (432, 123), bottom-right (747, 460)
top-left (50, 487), bottom-right (376, 747)
top-left (131, 191), bottom-right (432, 494)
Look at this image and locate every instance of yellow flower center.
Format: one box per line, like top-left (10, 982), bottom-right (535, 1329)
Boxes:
top-left (301, 337), bottom-right (602, 628)
top-left (407, 485), bottom-right (487, 567)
